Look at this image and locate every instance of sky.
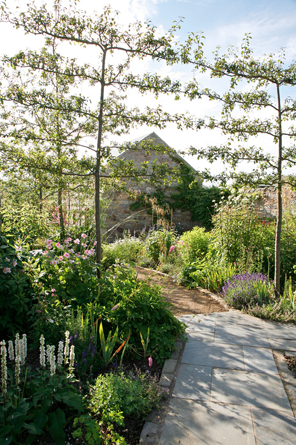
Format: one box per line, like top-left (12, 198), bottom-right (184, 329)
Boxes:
top-left (1, 0), bottom-right (296, 181)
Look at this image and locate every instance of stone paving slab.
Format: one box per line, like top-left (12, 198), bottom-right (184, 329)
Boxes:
top-left (243, 346), bottom-right (279, 374)
top-left (268, 337), bottom-right (296, 351)
top-left (182, 341), bottom-right (245, 369)
top-left (252, 407), bottom-right (296, 445)
top-left (215, 311), bottom-right (264, 328)
top-left (159, 398), bottom-right (256, 445)
top-left (173, 364), bottom-right (212, 401)
top-left (186, 318), bottom-right (216, 333)
top-left (186, 331), bottom-right (215, 342)
top-left (263, 320), bottom-right (296, 339)
top-left (214, 325), bottom-right (271, 348)
top-left (211, 369), bottom-right (292, 411)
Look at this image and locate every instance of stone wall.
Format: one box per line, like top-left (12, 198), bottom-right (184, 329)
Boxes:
top-left (255, 185), bottom-right (296, 218)
top-left (103, 132), bottom-right (200, 239)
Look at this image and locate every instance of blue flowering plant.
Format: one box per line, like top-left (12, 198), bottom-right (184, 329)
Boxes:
top-left (221, 272), bottom-right (273, 310)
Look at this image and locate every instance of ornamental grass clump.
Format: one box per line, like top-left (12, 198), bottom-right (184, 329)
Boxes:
top-left (221, 272), bottom-right (271, 310)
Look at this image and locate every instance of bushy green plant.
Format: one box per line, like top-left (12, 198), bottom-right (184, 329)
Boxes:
top-left (211, 191), bottom-right (275, 274)
top-left (0, 233), bottom-right (37, 339)
top-left (97, 263), bottom-right (185, 364)
top-left (145, 228), bottom-right (177, 264)
top-left (89, 368), bottom-right (162, 420)
top-left (102, 234), bottom-right (144, 270)
top-left (179, 227), bottom-right (211, 264)
top-left (73, 413), bottom-right (127, 445)
top-left (187, 259), bottom-right (236, 292)
top-left (35, 235), bottom-right (99, 306)
top-left (221, 272), bottom-right (272, 310)
top-left (244, 296), bottom-right (296, 323)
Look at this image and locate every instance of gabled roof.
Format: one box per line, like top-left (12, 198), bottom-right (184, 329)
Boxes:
top-left (119, 132), bottom-right (196, 172)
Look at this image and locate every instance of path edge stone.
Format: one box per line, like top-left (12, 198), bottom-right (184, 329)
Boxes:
top-left (139, 338), bottom-right (186, 445)
top-left (273, 350), bottom-right (296, 419)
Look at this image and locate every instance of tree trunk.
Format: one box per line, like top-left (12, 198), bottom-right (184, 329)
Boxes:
top-left (58, 185), bottom-right (65, 242)
top-left (95, 48), bottom-right (107, 279)
top-left (274, 84), bottom-right (282, 294)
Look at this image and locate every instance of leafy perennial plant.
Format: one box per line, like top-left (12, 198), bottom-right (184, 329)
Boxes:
top-left (0, 331), bottom-right (83, 445)
top-left (221, 272), bottom-right (271, 309)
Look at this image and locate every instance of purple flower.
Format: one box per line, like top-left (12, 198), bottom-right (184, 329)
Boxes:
top-left (84, 358), bottom-right (87, 365)
top-left (82, 350), bottom-right (87, 358)
top-left (91, 346), bottom-right (95, 357)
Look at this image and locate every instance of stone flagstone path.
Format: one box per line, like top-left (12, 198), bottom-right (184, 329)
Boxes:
top-left (158, 311), bottom-right (296, 445)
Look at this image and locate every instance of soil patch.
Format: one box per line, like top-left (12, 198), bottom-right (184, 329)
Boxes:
top-left (135, 267), bottom-right (228, 316)
top-left (286, 355), bottom-right (296, 378)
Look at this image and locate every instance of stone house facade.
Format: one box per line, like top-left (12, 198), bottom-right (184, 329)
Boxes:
top-left (103, 132), bottom-right (201, 238)
top-left (255, 185), bottom-right (296, 218)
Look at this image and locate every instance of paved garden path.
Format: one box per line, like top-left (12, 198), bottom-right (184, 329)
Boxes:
top-left (159, 311), bottom-right (296, 445)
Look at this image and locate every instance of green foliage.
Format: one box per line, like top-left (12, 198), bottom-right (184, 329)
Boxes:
top-left (89, 368), bottom-right (162, 420)
top-left (34, 236), bottom-right (98, 306)
top-left (145, 228), bottom-right (177, 264)
top-left (129, 164), bottom-right (228, 230)
top-left (221, 272), bottom-right (272, 310)
top-left (99, 323), bottom-right (119, 368)
top-left (172, 164), bottom-right (229, 229)
top-left (186, 259), bottom-right (236, 293)
top-left (179, 227), bottom-right (211, 264)
top-left (211, 192), bottom-right (275, 273)
top-left (0, 233), bottom-right (36, 339)
top-left (0, 203), bottom-right (53, 244)
top-left (73, 413), bottom-right (127, 445)
top-left (0, 337), bottom-right (83, 445)
top-left (102, 235), bottom-right (144, 270)
top-left (97, 263), bottom-right (185, 364)
top-left (244, 296), bottom-right (296, 323)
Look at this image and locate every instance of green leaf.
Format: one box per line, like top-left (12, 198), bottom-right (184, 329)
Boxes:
top-left (0, 437), bottom-right (12, 445)
top-left (62, 392), bottom-right (83, 413)
top-left (48, 409), bottom-right (66, 445)
top-left (23, 421), bottom-right (43, 436)
top-left (7, 399), bottom-right (30, 431)
top-left (0, 426), bottom-right (12, 438)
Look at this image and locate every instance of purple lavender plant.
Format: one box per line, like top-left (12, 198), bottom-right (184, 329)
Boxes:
top-left (221, 272), bottom-right (270, 310)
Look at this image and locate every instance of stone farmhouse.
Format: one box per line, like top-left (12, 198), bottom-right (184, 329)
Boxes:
top-left (103, 132), bottom-right (201, 239)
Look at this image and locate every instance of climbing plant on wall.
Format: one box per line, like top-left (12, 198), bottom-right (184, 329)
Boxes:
top-left (130, 163), bottom-right (229, 230)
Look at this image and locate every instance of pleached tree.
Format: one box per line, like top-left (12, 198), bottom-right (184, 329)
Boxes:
top-left (0, 0), bottom-right (184, 275)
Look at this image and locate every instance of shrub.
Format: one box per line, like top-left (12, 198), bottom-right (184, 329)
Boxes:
top-left (187, 259), bottom-right (236, 293)
top-left (221, 272), bottom-right (272, 309)
top-left (0, 233), bottom-right (36, 339)
top-left (97, 263), bottom-right (185, 364)
top-left (179, 227), bottom-right (211, 264)
top-left (145, 228), bottom-right (177, 264)
top-left (102, 235), bottom-right (144, 270)
top-left (89, 368), bottom-right (162, 419)
top-left (211, 191), bottom-right (275, 274)
top-left (34, 235), bottom-right (99, 306)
